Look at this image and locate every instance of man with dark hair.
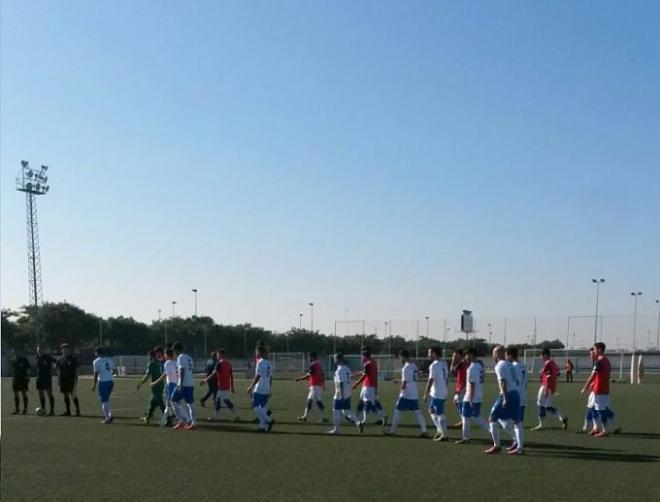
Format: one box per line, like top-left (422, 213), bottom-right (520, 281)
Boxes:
top-left (172, 341), bottom-right (197, 430)
top-left (581, 342), bottom-right (621, 436)
top-left (35, 345), bottom-right (57, 415)
top-left (352, 346), bottom-right (387, 432)
top-left (455, 347), bottom-right (489, 444)
top-left (92, 347), bottom-right (116, 424)
top-left (199, 351), bottom-right (218, 408)
top-left (10, 350), bottom-right (31, 415)
top-left (424, 345), bottom-right (449, 440)
top-left (385, 350), bottom-right (428, 437)
top-left (204, 348), bottom-right (239, 422)
top-left (295, 351), bottom-right (327, 423)
top-left (531, 348), bottom-right (568, 431)
top-left (246, 343), bottom-right (275, 432)
top-left (137, 348), bottom-right (165, 424)
top-left (56, 343), bottom-right (80, 416)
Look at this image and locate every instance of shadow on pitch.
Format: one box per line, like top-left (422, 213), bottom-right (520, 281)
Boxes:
top-left (528, 448), bottom-right (660, 463)
top-left (614, 431), bottom-right (660, 440)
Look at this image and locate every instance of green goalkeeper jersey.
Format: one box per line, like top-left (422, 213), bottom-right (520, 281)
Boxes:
top-left (146, 360), bottom-right (164, 392)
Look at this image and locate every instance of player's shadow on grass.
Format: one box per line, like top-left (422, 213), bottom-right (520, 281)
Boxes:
top-left (529, 448), bottom-right (659, 463)
top-left (614, 431), bottom-right (660, 440)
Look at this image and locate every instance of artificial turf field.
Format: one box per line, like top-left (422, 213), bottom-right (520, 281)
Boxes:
top-left (1, 375), bottom-right (659, 502)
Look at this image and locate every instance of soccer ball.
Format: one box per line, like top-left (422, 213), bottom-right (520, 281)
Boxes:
top-left (34, 407), bottom-right (46, 416)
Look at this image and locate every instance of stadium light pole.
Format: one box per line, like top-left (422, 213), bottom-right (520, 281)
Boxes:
top-left (425, 316), bottom-right (430, 338)
top-left (308, 302), bottom-right (314, 332)
top-left (488, 323), bottom-right (492, 346)
top-left (503, 318), bottom-right (507, 346)
top-left (655, 299), bottom-right (660, 351)
top-left (415, 319), bottom-right (420, 358)
top-left (192, 289), bottom-right (198, 317)
top-left (171, 300), bottom-right (177, 318)
top-left (298, 313), bottom-right (303, 330)
top-left (592, 278), bottom-right (605, 345)
top-left (631, 292), bottom-right (642, 351)
top-left (385, 321), bottom-right (390, 357)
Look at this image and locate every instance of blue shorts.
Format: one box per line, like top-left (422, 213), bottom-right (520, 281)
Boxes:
top-left (166, 382), bottom-right (177, 401)
top-left (98, 381), bottom-right (114, 403)
top-left (396, 398), bottom-right (419, 411)
top-left (490, 391), bottom-right (521, 422)
top-left (252, 392), bottom-right (269, 408)
top-left (461, 402), bottom-right (481, 418)
top-left (429, 398), bottom-right (446, 415)
top-left (172, 386), bottom-right (194, 404)
top-left (333, 398), bottom-right (351, 411)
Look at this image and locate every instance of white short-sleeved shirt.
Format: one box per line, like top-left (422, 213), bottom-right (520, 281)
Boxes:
top-left (464, 361), bottom-right (484, 403)
top-left (93, 356), bottom-right (115, 382)
top-left (512, 361), bottom-right (528, 405)
top-left (334, 364), bottom-right (352, 400)
top-left (428, 360), bottom-right (448, 399)
top-left (254, 358), bottom-right (272, 395)
top-left (494, 360), bottom-right (518, 394)
top-left (400, 362), bottom-right (419, 400)
top-left (176, 353), bottom-right (195, 387)
top-left (164, 359), bottom-right (178, 385)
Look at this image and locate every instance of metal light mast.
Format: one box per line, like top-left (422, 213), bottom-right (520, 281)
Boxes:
top-left (15, 161), bottom-right (51, 315)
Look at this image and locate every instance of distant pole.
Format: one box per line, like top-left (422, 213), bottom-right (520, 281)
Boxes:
top-left (308, 302), bottom-right (314, 332)
top-left (298, 313), bottom-right (303, 330)
top-left (333, 320), bottom-right (337, 353)
top-left (192, 289), bottom-right (198, 317)
top-left (533, 317), bottom-right (538, 348)
top-left (503, 317), bottom-right (507, 346)
top-left (361, 320), bottom-right (366, 344)
top-left (488, 323), bottom-right (492, 346)
top-left (425, 316), bottom-right (430, 338)
top-left (566, 316), bottom-right (571, 351)
top-left (631, 292), bottom-right (642, 351)
top-left (592, 278), bottom-right (605, 345)
top-left (572, 333), bottom-right (576, 349)
top-left (415, 320), bottom-right (420, 358)
top-left (99, 318), bottom-right (103, 346)
top-left (157, 309), bottom-right (162, 321)
top-left (655, 299), bottom-right (660, 350)
top-left (385, 321), bottom-right (390, 356)
top-left (171, 300), bottom-right (177, 318)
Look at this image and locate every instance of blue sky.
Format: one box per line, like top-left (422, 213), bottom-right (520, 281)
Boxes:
top-left (1, 1), bottom-right (659, 345)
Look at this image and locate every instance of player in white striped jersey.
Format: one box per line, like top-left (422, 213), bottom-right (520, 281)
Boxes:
top-left (91, 347), bottom-right (116, 424)
top-left (423, 345), bottom-right (449, 441)
top-left (506, 346), bottom-right (527, 454)
top-left (327, 353), bottom-right (359, 435)
top-left (385, 351), bottom-right (428, 437)
top-left (455, 348), bottom-right (489, 444)
top-left (246, 343), bottom-right (275, 432)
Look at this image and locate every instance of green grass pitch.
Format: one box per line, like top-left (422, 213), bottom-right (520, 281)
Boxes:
top-left (2, 375), bottom-right (659, 501)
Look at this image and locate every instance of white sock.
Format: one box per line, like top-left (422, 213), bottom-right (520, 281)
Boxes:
top-left (254, 407), bottom-right (266, 428)
top-left (101, 402), bottom-right (111, 420)
top-left (187, 404), bottom-right (196, 425)
top-left (593, 413), bottom-right (604, 432)
top-left (358, 408), bottom-right (366, 424)
top-left (414, 410), bottom-right (427, 433)
top-left (390, 410), bottom-right (401, 433)
top-left (489, 421), bottom-right (501, 447)
top-left (333, 410), bottom-right (341, 430)
top-left (499, 419), bottom-right (515, 440)
top-left (439, 415), bottom-right (448, 435)
top-left (161, 406), bottom-right (171, 424)
top-left (175, 402), bottom-right (189, 423)
top-left (462, 417), bottom-right (470, 440)
top-left (514, 423), bottom-right (524, 450)
top-left (343, 410), bottom-right (356, 423)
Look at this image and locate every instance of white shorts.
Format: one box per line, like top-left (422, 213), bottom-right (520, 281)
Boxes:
top-left (307, 385), bottom-right (323, 402)
top-left (587, 391), bottom-right (595, 409)
top-left (453, 391), bottom-right (465, 404)
top-left (537, 386), bottom-right (555, 408)
top-left (215, 390), bottom-right (230, 401)
top-left (360, 386), bottom-right (377, 403)
top-left (593, 394), bottom-right (610, 411)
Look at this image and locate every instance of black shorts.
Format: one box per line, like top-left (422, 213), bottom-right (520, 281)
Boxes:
top-left (59, 378), bottom-right (76, 393)
top-left (12, 379), bottom-right (29, 392)
top-left (36, 377), bottom-right (53, 391)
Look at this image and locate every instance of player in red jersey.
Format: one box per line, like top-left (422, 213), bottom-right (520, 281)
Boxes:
top-left (352, 347), bottom-right (387, 432)
top-left (531, 348), bottom-right (568, 431)
top-left (450, 349), bottom-right (468, 427)
top-left (295, 352), bottom-right (328, 423)
top-left (581, 342), bottom-right (621, 437)
top-left (203, 349), bottom-right (239, 422)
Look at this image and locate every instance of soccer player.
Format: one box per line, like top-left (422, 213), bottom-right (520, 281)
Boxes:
top-left (455, 348), bottom-right (489, 444)
top-left (35, 346), bottom-right (57, 415)
top-left (565, 358), bottom-right (574, 383)
top-left (327, 353), bottom-right (359, 435)
top-left (581, 342), bottom-right (621, 436)
top-left (450, 349), bottom-right (468, 427)
top-left (56, 343), bottom-right (80, 416)
top-left (200, 351), bottom-right (218, 408)
top-left (91, 347), bottom-right (116, 424)
top-left (485, 345), bottom-right (521, 455)
top-left (352, 346), bottom-right (387, 432)
top-left (531, 348), bottom-right (568, 431)
top-left (506, 346), bottom-right (527, 454)
top-left (581, 347), bottom-right (597, 433)
top-left (423, 345), bottom-right (449, 441)
top-left (386, 351), bottom-right (428, 437)
top-left (137, 348), bottom-right (165, 424)
top-left (10, 350), bottom-right (31, 415)
top-left (172, 342), bottom-right (197, 430)
top-left (295, 352), bottom-right (327, 423)
top-left (151, 348), bottom-right (184, 426)
top-left (246, 343), bottom-right (275, 432)
top-left (206, 348), bottom-right (239, 421)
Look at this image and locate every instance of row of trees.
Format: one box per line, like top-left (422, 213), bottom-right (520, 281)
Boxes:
top-left (2, 302), bottom-right (565, 358)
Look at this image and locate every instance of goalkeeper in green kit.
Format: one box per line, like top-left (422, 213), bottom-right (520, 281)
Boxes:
top-left (137, 348), bottom-right (166, 424)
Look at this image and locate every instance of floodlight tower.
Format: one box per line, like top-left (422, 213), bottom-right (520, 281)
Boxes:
top-left (15, 161), bottom-right (51, 314)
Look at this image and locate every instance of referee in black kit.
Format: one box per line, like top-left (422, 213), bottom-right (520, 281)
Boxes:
top-left (56, 343), bottom-right (80, 416)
